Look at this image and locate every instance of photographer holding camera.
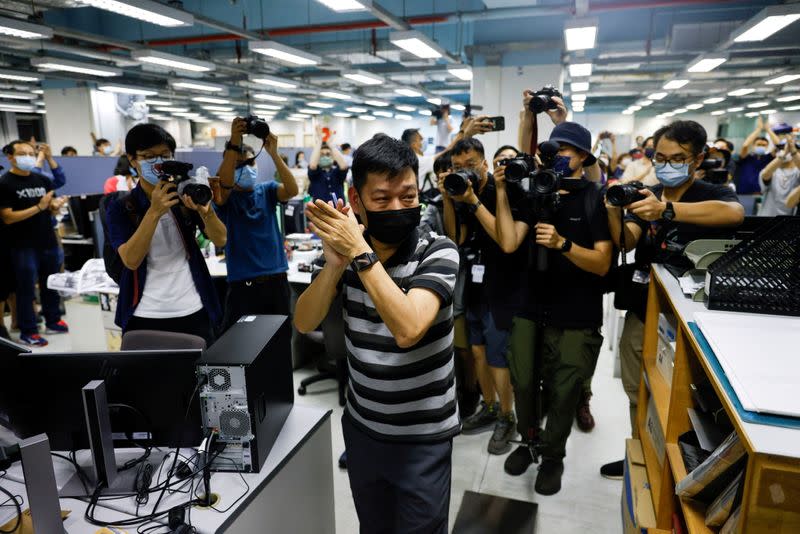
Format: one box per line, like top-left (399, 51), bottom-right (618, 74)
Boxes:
top-left (621, 136), bottom-right (657, 186)
top-left (214, 117), bottom-right (299, 330)
top-left (105, 124), bottom-right (226, 345)
top-left (308, 125), bottom-right (349, 202)
top-left (439, 138), bottom-right (527, 455)
top-left (757, 134), bottom-right (800, 217)
top-left (493, 121), bottom-right (612, 495)
top-left (600, 120), bottom-right (744, 480)
top-left (431, 104), bottom-right (454, 152)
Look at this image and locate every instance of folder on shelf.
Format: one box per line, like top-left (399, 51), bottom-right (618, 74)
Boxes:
top-left (675, 432), bottom-right (746, 502)
top-left (705, 469), bottom-right (745, 527)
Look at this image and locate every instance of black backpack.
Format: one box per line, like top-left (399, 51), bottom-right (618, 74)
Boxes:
top-left (98, 192), bottom-right (140, 284)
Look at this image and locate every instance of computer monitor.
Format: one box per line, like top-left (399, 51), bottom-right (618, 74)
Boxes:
top-left (0, 337), bottom-right (30, 429)
top-left (10, 349), bottom-right (203, 451)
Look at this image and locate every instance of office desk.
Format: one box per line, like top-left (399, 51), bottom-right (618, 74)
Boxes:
top-left (205, 251), bottom-right (319, 285)
top-left (3, 405), bottom-right (334, 533)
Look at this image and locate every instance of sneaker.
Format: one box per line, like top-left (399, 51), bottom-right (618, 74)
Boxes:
top-left (20, 333), bottom-right (48, 347)
top-left (600, 459), bottom-right (624, 480)
top-left (461, 401), bottom-right (499, 434)
top-left (488, 412), bottom-right (516, 455)
top-left (535, 458), bottom-right (564, 496)
top-left (45, 320), bottom-right (69, 334)
top-left (576, 391), bottom-right (595, 432)
top-left (504, 445), bottom-right (534, 476)
top-left (338, 451), bottom-right (347, 469)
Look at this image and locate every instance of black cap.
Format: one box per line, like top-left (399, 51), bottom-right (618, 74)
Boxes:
top-left (548, 122), bottom-right (596, 166)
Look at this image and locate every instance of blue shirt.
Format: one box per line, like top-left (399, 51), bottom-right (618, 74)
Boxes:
top-left (307, 165), bottom-right (347, 202)
top-left (735, 154), bottom-right (773, 194)
top-left (214, 181), bottom-right (288, 282)
top-left (105, 184), bottom-right (222, 330)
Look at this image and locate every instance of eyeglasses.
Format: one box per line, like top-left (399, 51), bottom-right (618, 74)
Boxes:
top-left (653, 154), bottom-right (694, 169)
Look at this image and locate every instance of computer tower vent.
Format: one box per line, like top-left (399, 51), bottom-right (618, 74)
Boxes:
top-left (208, 368), bottom-right (232, 391)
top-left (220, 409), bottom-right (251, 438)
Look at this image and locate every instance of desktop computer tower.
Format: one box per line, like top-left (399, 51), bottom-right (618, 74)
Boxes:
top-left (197, 315), bottom-right (294, 473)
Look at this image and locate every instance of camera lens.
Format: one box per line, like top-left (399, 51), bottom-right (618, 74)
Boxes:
top-left (505, 159), bottom-right (531, 182)
top-left (607, 183), bottom-right (645, 207)
top-left (444, 172), bottom-right (468, 196)
top-left (533, 170), bottom-right (558, 194)
top-left (185, 184), bottom-right (212, 206)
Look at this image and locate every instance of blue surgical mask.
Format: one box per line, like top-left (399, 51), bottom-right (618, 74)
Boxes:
top-left (138, 157), bottom-right (165, 185)
top-left (14, 155), bottom-right (36, 172)
top-left (103, 145), bottom-right (113, 156)
top-left (319, 156), bottom-right (333, 168)
top-left (655, 162), bottom-right (691, 188)
top-left (754, 146), bottom-right (767, 156)
top-left (552, 155), bottom-right (575, 176)
top-left (235, 166), bottom-right (258, 190)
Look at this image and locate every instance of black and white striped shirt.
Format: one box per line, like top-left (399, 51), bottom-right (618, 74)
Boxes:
top-left (317, 229), bottom-right (460, 443)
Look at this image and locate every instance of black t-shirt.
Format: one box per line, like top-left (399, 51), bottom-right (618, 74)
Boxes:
top-left (0, 171), bottom-right (56, 249)
top-left (519, 180), bottom-right (612, 329)
top-left (457, 175), bottom-right (528, 329)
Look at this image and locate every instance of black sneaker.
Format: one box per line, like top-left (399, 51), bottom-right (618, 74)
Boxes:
top-left (338, 451), bottom-right (347, 469)
top-left (535, 459), bottom-right (564, 496)
top-left (504, 445), bottom-right (534, 476)
top-left (488, 412), bottom-right (516, 455)
top-left (461, 401), bottom-right (498, 434)
top-left (600, 459), bottom-right (624, 480)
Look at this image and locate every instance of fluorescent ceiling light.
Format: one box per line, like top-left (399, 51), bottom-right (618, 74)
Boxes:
top-left (686, 103), bottom-right (703, 110)
top-left (31, 57), bottom-right (121, 77)
top-left (732, 5), bottom-right (800, 43)
top-left (419, 109), bottom-right (432, 116)
top-left (450, 104), bottom-right (466, 111)
top-left (0, 69), bottom-right (42, 82)
top-left (202, 105), bottom-right (234, 112)
top-left (571, 94), bottom-right (587, 102)
top-left (333, 112), bottom-right (352, 118)
top-left (746, 101), bottom-right (770, 108)
top-left (254, 103), bottom-right (282, 110)
top-left (571, 81), bottom-right (589, 92)
top-left (307, 102), bottom-right (334, 109)
top-left (426, 97), bottom-right (442, 105)
top-left (0, 103), bottom-right (35, 112)
top-left (250, 74), bottom-right (297, 89)
top-left (298, 108), bottom-right (322, 115)
top-left (358, 115), bottom-right (376, 121)
top-left (191, 96), bottom-right (230, 104)
top-left (170, 79), bottom-right (227, 93)
top-left (346, 106), bottom-right (367, 113)
top-left (564, 18), bottom-right (598, 51)
top-left (365, 99), bottom-right (389, 107)
top-left (144, 99), bottom-right (171, 106)
top-left (663, 79), bottom-right (689, 90)
top-left (776, 95), bottom-right (800, 102)
top-left (629, 105), bottom-right (642, 111)
top-left (447, 65), bottom-right (473, 81)
top-left (785, 105), bottom-right (800, 111)
top-left (674, 108), bottom-right (688, 114)
top-left (0, 15), bottom-right (53, 39)
top-left (687, 56), bottom-right (727, 73)
top-left (31, 89), bottom-right (43, 94)
top-left (744, 111), bottom-right (759, 117)
top-left (35, 100), bottom-right (45, 106)
top-left (728, 88), bottom-right (754, 96)
top-left (395, 105), bottom-right (416, 112)
top-left (148, 113), bottom-right (170, 120)
top-left (74, 0), bottom-right (193, 27)
top-left (343, 70), bottom-right (384, 86)
top-left (0, 91), bottom-right (39, 100)
top-left (711, 110), bottom-right (726, 116)
top-left (253, 92), bottom-right (288, 102)
top-left (622, 109), bottom-right (634, 115)
top-left (389, 30), bottom-right (446, 59)
top-left (290, 114), bottom-right (310, 119)
top-left (373, 111), bottom-right (393, 118)
top-left (760, 109), bottom-right (777, 115)
top-left (638, 100), bottom-right (653, 106)
top-left (765, 74), bottom-right (800, 85)
top-left (568, 63), bottom-right (593, 77)
top-left (663, 111), bottom-right (675, 117)
top-left (395, 87), bottom-right (422, 97)
top-left (727, 107), bottom-right (744, 112)
top-left (287, 117), bottom-right (304, 122)
top-left (395, 114), bottom-right (412, 121)
top-left (703, 97), bottom-right (725, 104)
top-left (173, 112), bottom-right (202, 118)
top-left (648, 92), bottom-right (668, 100)
top-left (320, 91), bottom-right (351, 100)
top-left (98, 84), bottom-right (158, 96)
top-left (155, 106), bottom-right (189, 113)
top-left (249, 41), bottom-right (321, 66)
top-left (315, 0), bottom-right (366, 12)
top-left (132, 49), bottom-right (214, 73)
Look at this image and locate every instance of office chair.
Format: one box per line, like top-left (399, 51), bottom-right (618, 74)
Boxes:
top-left (297, 293), bottom-right (346, 406)
top-left (121, 330), bottom-right (207, 351)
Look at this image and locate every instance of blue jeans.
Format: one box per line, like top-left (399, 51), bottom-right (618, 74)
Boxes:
top-left (9, 247), bottom-right (63, 335)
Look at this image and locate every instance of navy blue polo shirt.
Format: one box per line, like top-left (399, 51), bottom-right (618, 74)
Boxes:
top-left (307, 165), bottom-right (347, 202)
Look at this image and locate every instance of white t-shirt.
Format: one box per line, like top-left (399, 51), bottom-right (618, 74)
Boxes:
top-left (436, 118), bottom-right (451, 148)
top-left (134, 212), bottom-right (203, 318)
top-left (417, 154), bottom-right (436, 190)
top-left (758, 165), bottom-right (800, 217)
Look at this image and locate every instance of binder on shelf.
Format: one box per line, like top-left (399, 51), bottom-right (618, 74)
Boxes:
top-left (675, 431), bottom-right (746, 501)
top-left (720, 506), bottom-right (741, 534)
top-left (705, 469), bottom-right (745, 527)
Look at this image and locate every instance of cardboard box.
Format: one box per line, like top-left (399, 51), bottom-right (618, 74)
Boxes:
top-left (622, 439), bottom-right (657, 534)
top-left (645, 395), bottom-right (666, 465)
top-left (656, 332), bottom-right (676, 386)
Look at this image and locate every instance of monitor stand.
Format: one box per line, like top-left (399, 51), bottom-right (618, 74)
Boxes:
top-left (60, 380), bottom-right (169, 499)
top-left (19, 434), bottom-right (68, 534)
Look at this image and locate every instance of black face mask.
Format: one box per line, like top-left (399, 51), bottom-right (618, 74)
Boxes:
top-left (364, 206), bottom-right (421, 245)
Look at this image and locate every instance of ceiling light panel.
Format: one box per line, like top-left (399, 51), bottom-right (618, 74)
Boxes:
top-left (568, 63), bottom-right (593, 77)
top-left (364, 99), bottom-right (389, 107)
top-left (563, 18), bottom-right (598, 51)
top-left (648, 92), bottom-right (668, 100)
top-left (320, 91), bottom-right (351, 100)
top-left (728, 88), bottom-right (755, 96)
top-left (343, 70), bottom-right (385, 85)
top-left (0, 15), bottom-right (53, 39)
top-left (132, 49), bottom-right (214, 73)
top-left (727, 107), bottom-right (744, 112)
top-left (0, 92), bottom-right (36, 100)
top-left (703, 97), bottom-right (726, 104)
top-left (687, 56), bottom-right (727, 73)
top-left (191, 96), bottom-right (230, 104)
top-left (250, 74), bottom-right (297, 89)
top-left (346, 106), bottom-right (368, 113)
top-left (389, 30), bottom-right (446, 59)
top-left (31, 57), bottom-right (121, 77)
top-left (732, 5), bottom-right (800, 43)
top-left (359, 115), bottom-right (376, 121)
top-left (315, 0), bottom-right (366, 12)
top-left (249, 41), bottom-right (321, 66)
top-left (395, 87), bottom-right (422, 97)
top-left (98, 84), bottom-right (158, 96)
top-left (765, 74), bottom-right (800, 85)
top-left (0, 69), bottom-right (42, 82)
top-left (253, 92), bottom-right (288, 102)
top-left (686, 103), bottom-right (703, 110)
top-left (663, 79), bottom-right (689, 90)
top-left (776, 95), bottom-right (800, 102)
top-left (308, 102), bottom-right (334, 109)
top-left (254, 103), bottom-right (282, 110)
top-left (447, 65), bottom-right (473, 81)
top-left (571, 81), bottom-right (589, 92)
top-left (74, 0), bottom-right (193, 27)
top-left (571, 94), bottom-right (587, 102)
top-left (298, 108), bottom-right (322, 115)
top-left (169, 79), bottom-right (227, 93)
top-left (395, 105), bottom-right (416, 112)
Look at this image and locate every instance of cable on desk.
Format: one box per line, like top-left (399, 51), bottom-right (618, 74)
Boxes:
top-left (192, 455), bottom-right (250, 514)
top-left (0, 484), bottom-right (21, 534)
top-left (51, 451), bottom-right (90, 494)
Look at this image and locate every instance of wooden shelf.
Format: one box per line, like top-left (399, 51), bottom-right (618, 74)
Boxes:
top-left (643, 358), bottom-right (670, 434)
top-left (665, 444), bottom-right (713, 534)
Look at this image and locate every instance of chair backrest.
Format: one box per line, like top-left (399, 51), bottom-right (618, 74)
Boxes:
top-left (121, 330), bottom-right (207, 351)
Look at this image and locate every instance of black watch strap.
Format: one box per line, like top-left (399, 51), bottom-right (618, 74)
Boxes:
top-left (351, 252), bottom-right (379, 272)
top-left (467, 200), bottom-right (482, 214)
top-left (225, 141), bottom-right (241, 152)
top-left (662, 201), bottom-right (675, 221)
top-left (560, 239), bottom-right (573, 253)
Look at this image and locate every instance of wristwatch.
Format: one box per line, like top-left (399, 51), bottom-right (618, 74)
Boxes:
top-left (351, 251), bottom-right (379, 272)
top-left (662, 201), bottom-right (676, 222)
top-left (467, 200), bottom-right (482, 215)
top-left (560, 238), bottom-right (573, 253)
top-left (224, 141), bottom-right (241, 153)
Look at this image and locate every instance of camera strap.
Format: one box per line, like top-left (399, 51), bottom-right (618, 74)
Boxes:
top-left (619, 209), bottom-right (628, 266)
top-left (529, 114), bottom-right (539, 155)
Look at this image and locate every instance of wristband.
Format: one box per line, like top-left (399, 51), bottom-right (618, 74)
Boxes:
top-left (225, 141), bottom-right (242, 152)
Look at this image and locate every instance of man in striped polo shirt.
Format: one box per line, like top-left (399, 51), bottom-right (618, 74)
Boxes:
top-left (295, 133), bottom-right (460, 533)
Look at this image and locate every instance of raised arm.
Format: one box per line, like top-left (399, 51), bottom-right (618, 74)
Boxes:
top-left (494, 167), bottom-right (530, 253)
top-left (265, 133), bottom-right (299, 201)
top-left (740, 116), bottom-right (764, 159)
top-left (215, 118), bottom-right (247, 206)
top-left (759, 154), bottom-right (783, 183)
top-left (309, 126), bottom-right (323, 171)
top-left (327, 135), bottom-right (349, 171)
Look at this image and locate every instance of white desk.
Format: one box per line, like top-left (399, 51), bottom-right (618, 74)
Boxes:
top-left (3, 405), bottom-right (334, 533)
top-left (205, 251), bottom-right (319, 286)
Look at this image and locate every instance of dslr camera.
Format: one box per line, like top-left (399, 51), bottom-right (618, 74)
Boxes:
top-left (431, 104), bottom-right (450, 120)
top-left (607, 181), bottom-right (646, 207)
top-left (528, 85), bottom-right (563, 114)
top-left (698, 157), bottom-right (728, 185)
top-left (444, 169), bottom-right (481, 196)
top-left (158, 160), bottom-right (212, 206)
top-left (244, 114), bottom-right (270, 139)
top-left (527, 141), bottom-right (564, 271)
top-left (499, 153), bottom-right (537, 183)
